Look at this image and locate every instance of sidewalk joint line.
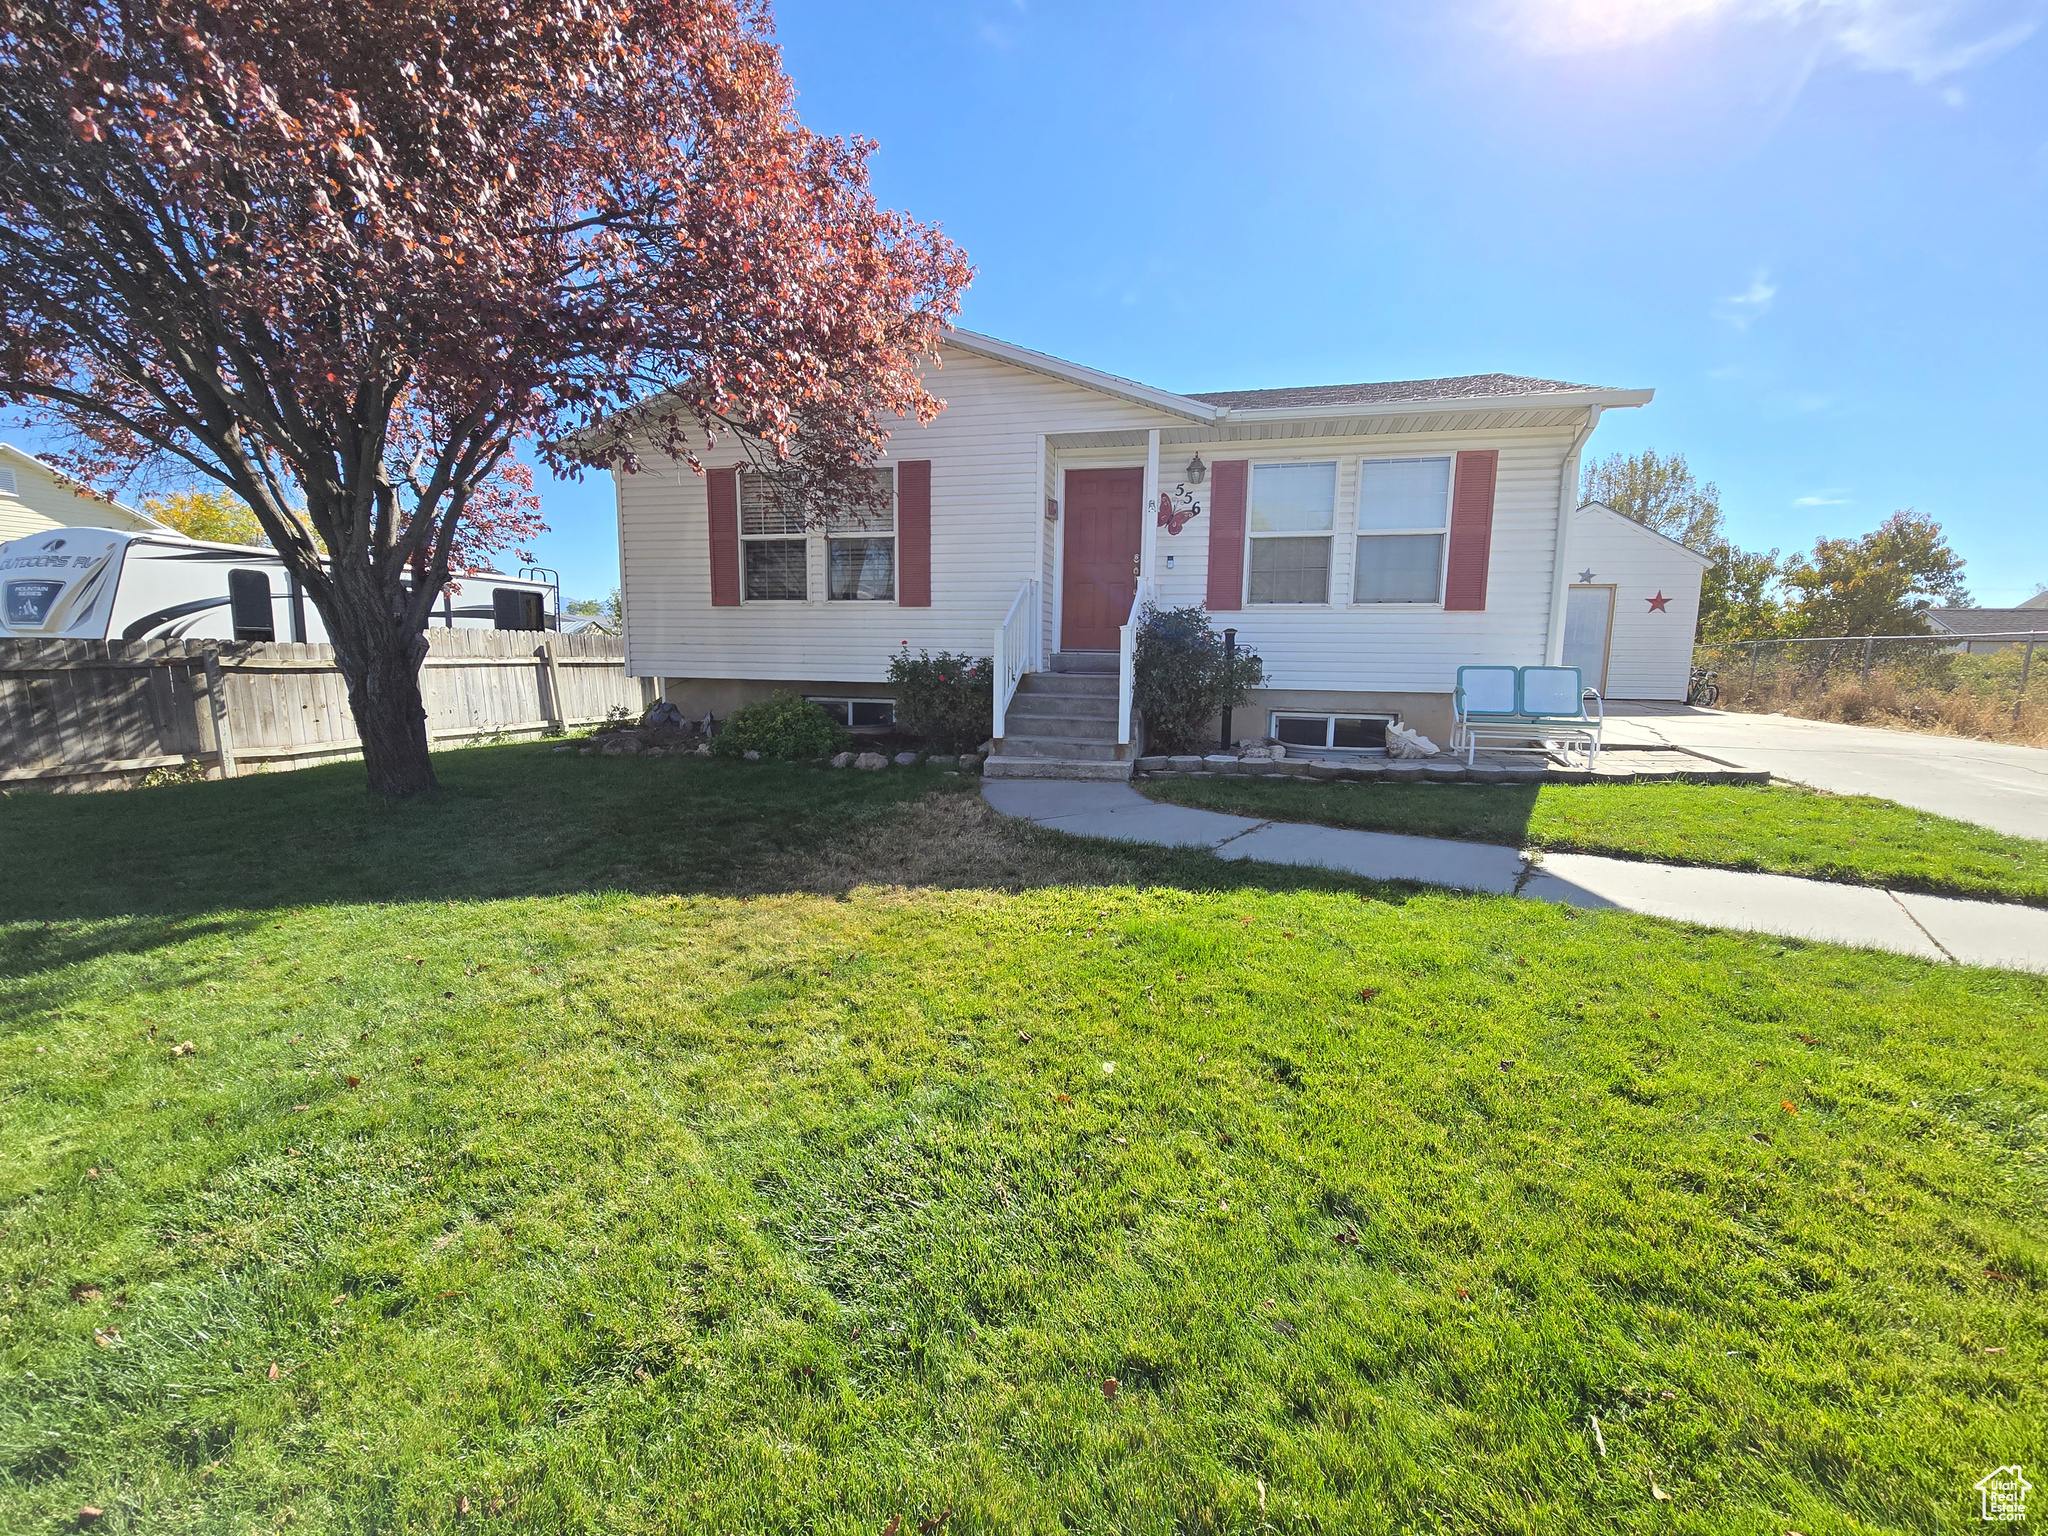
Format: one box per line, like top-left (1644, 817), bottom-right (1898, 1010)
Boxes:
top-left (1886, 890), bottom-right (1955, 964)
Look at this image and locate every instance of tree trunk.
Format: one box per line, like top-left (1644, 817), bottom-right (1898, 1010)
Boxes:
top-left (334, 622), bottom-right (437, 798)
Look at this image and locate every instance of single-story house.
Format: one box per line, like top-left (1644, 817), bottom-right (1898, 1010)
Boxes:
top-left (0, 443), bottom-right (162, 543)
top-left (1561, 501), bottom-right (1710, 700)
top-left (1926, 592), bottom-right (2048, 653)
top-left (609, 331), bottom-right (1653, 774)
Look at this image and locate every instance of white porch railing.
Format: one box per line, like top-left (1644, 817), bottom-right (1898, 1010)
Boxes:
top-left (1116, 577), bottom-right (1153, 746)
top-left (991, 578), bottom-right (1039, 741)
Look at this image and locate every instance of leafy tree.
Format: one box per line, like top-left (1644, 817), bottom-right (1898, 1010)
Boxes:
top-left (141, 488), bottom-right (266, 547)
top-left (0, 0), bottom-right (969, 795)
top-left (1581, 449), bottom-right (1724, 552)
top-left (1779, 511), bottom-right (1970, 636)
top-left (1698, 539), bottom-right (1784, 642)
top-left (565, 589), bottom-right (624, 630)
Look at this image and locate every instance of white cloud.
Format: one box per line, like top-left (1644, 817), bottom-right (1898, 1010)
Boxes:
top-left (1504, 0), bottom-right (2042, 83)
top-left (1795, 488), bottom-right (1854, 505)
top-left (1718, 271), bottom-right (1778, 328)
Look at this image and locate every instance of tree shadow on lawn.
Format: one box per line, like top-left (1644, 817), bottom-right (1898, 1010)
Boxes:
top-left (0, 743), bottom-right (1424, 1025)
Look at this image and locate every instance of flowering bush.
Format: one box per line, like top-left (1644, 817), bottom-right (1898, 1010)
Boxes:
top-left (887, 646), bottom-right (993, 751)
top-left (709, 690), bottom-right (849, 760)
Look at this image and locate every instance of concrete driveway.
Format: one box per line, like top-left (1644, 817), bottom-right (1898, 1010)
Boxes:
top-left (1603, 703), bottom-right (2048, 840)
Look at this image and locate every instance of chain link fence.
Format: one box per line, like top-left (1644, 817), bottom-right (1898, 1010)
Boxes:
top-left (1691, 630), bottom-right (2047, 745)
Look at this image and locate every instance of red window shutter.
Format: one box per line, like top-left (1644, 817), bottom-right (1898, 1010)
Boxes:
top-left (1443, 449), bottom-right (1499, 612)
top-left (1205, 459), bottom-right (1248, 611)
top-left (707, 467), bottom-right (740, 607)
top-left (897, 459), bottom-right (931, 607)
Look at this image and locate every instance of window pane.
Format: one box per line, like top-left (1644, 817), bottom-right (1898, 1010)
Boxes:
top-left (740, 473), bottom-right (804, 536)
top-left (1332, 716), bottom-right (1389, 750)
top-left (1248, 461), bottom-right (1336, 534)
top-left (1248, 536), bottom-right (1330, 603)
top-left (1273, 715), bottom-right (1332, 747)
top-left (744, 539), bottom-right (806, 600)
top-left (1356, 457), bottom-right (1451, 530)
top-left (827, 537), bottom-right (895, 601)
top-left (1353, 533), bottom-right (1442, 603)
top-left (849, 700), bottom-right (895, 729)
top-left (822, 468), bottom-right (895, 534)
top-left (806, 698), bottom-right (852, 726)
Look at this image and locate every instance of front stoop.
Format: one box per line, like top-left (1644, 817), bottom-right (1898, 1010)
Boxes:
top-left (989, 668), bottom-right (1136, 781)
top-left (983, 755), bottom-right (1134, 782)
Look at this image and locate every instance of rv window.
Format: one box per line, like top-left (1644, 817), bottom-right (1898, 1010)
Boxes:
top-left (493, 589), bottom-right (545, 630)
top-left (228, 569), bottom-right (275, 641)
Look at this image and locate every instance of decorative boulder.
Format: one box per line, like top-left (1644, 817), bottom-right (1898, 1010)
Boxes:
top-left (694, 743), bottom-right (712, 756)
top-left (892, 751), bottom-right (920, 767)
top-left (926, 754), bottom-right (956, 768)
top-left (829, 751), bottom-right (855, 769)
top-left (854, 752), bottom-right (888, 772)
top-left (743, 749), bottom-right (761, 761)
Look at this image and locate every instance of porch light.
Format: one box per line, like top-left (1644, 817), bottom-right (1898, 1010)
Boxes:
top-left (1184, 452), bottom-right (1207, 485)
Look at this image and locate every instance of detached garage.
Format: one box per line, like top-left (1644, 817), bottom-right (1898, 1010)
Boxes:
top-left (1561, 501), bottom-right (1710, 701)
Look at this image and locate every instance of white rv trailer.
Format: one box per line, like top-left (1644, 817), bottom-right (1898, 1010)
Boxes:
top-left (0, 527), bottom-right (558, 642)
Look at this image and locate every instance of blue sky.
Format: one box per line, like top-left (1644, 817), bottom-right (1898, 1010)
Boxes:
top-left (21, 0), bottom-right (2048, 604)
top-left (525, 0), bottom-right (2047, 604)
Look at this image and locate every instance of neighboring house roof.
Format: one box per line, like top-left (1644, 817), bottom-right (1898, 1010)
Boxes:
top-left (0, 443), bottom-right (161, 539)
top-left (1926, 607), bottom-right (2048, 636)
top-left (1574, 501), bottom-right (1715, 567)
top-left (2021, 589), bottom-right (2048, 610)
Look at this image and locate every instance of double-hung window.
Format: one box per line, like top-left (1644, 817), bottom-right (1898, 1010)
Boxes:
top-left (1247, 461), bottom-right (1337, 604)
top-left (825, 468), bottom-right (895, 602)
top-left (740, 472), bottom-right (807, 601)
top-left (1353, 456), bottom-right (1451, 605)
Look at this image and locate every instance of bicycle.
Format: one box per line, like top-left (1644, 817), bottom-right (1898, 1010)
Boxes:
top-left (1686, 667), bottom-right (1721, 707)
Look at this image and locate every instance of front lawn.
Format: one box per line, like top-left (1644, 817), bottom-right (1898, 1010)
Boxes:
top-left (1144, 775), bottom-right (2048, 906)
top-left (1, 747), bottom-right (2042, 1534)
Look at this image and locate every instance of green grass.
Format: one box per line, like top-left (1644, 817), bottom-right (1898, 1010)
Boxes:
top-left (1143, 775), bottom-right (2048, 906)
top-left (1, 747), bottom-right (2043, 1534)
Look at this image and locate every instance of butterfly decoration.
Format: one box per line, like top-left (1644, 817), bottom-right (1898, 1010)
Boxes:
top-left (1157, 483), bottom-right (1203, 535)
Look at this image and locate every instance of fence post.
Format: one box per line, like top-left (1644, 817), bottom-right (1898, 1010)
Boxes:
top-left (539, 639), bottom-right (566, 733)
top-left (1860, 636), bottom-right (1874, 687)
top-left (2018, 637), bottom-right (2036, 724)
top-left (197, 646), bottom-right (238, 779)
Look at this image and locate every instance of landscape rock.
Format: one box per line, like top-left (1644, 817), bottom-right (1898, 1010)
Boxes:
top-left (829, 751), bottom-right (855, 769)
top-left (926, 754), bottom-right (956, 767)
top-left (743, 749), bottom-right (761, 761)
top-left (854, 752), bottom-right (888, 771)
top-left (694, 743), bottom-right (712, 756)
top-left (1204, 754), bottom-right (1242, 773)
top-left (1135, 756), bottom-right (1170, 773)
top-left (552, 745), bottom-right (573, 753)
top-left (892, 751), bottom-right (920, 767)
top-left (1167, 755), bottom-right (1204, 773)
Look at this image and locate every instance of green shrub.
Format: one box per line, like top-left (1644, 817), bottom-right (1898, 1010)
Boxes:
top-left (710, 690), bottom-right (849, 760)
top-left (1133, 604), bottom-right (1266, 753)
top-left (888, 647), bottom-right (993, 752)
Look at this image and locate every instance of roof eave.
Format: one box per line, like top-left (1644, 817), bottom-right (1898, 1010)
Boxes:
top-left (1210, 387), bottom-right (1655, 423)
top-left (943, 330), bottom-right (1223, 423)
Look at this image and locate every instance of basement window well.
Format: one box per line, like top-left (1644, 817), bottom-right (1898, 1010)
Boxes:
top-left (1269, 712), bottom-right (1392, 754)
top-left (807, 697), bottom-right (896, 731)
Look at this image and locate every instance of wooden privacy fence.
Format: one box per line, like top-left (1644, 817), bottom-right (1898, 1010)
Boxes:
top-left (0, 629), bottom-right (654, 791)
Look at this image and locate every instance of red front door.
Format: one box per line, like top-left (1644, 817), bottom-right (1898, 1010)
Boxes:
top-left (1060, 467), bottom-right (1144, 650)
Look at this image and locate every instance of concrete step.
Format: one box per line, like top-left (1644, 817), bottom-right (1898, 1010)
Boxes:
top-left (1017, 671), bottom-right (1117, 699)
top-left (1051, 650), bottom-right (1119, 675)
top-left (997, 735), bottom-right (1126, 762)
top-left (983, 754), bottom-right (1134, 782)
top-left (1003, 710), bottom-right (1118, 741)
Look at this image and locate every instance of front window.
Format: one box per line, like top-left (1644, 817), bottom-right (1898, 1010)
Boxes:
top-left (825, 469), bottom-right (895, 602)
top-left (1247, 461), bottom-right (1336, 604)
top-left (740, 472), bottom-right (807, 601)
top-left (1353, 456), bottom-right (1451, 604)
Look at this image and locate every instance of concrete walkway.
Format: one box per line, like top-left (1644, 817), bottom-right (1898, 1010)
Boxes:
top-left (1604, 703), bottom-right (2048, 840)
top-left (983, 780), bottom-right (2048, 975)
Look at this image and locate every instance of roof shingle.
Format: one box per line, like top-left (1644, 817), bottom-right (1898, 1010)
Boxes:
top-left (1184, 373), bottom-right (1602, 411)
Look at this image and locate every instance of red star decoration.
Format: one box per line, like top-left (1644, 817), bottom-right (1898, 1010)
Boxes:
top-left (1646, 591), bottom-right (1671, 612)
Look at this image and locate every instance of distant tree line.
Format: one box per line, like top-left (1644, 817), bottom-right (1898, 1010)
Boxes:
top-left (1581, 451), bottom-right (1972, 641)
